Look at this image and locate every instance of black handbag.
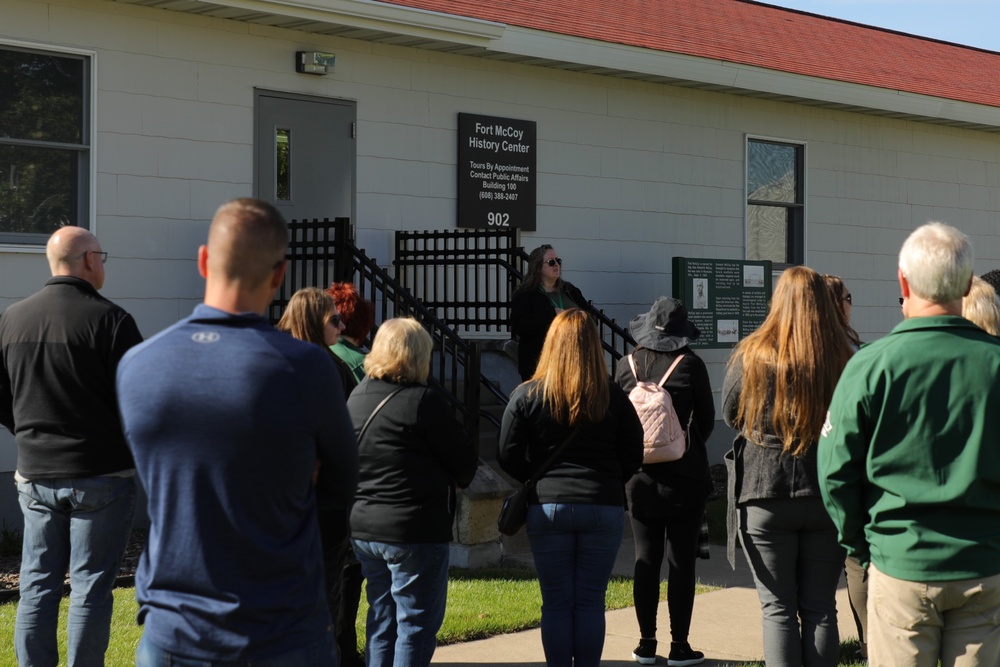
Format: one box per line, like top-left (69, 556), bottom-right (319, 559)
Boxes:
top-left (497, 427), bottom-right (582, 536)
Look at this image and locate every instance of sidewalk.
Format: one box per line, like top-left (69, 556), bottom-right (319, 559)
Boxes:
top-left (433, 524), bottom-right (858, 666)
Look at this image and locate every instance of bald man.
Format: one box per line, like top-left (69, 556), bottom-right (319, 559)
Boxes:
top-left (117, 198), bottom-right (357, 666)
top-left (0, 226), bottom-right (143, 666)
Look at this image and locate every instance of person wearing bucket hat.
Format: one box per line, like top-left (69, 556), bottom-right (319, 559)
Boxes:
top-left (510, 244), bottom-right (588, 381)
top-left (614, 297), bottom-right (715, 667)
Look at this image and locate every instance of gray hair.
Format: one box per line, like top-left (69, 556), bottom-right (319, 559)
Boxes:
top-left (898, 222), bottom-right (973, 303)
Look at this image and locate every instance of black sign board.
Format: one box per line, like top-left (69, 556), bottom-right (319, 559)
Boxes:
top-left (672, 257), bottom-right (773, 348)
top-left (457, 113), bottom-right (536, 231)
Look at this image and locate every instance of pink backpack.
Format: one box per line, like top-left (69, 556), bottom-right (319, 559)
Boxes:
top-left (626, 354), bottom-right (690, 464)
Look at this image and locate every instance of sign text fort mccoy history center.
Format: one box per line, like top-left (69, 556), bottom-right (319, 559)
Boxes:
top-left (458, 113), bottom-right (537, 231)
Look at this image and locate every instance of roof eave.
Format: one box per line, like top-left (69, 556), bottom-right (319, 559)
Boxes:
top-left (111, 0), bottom-right (1000, 132)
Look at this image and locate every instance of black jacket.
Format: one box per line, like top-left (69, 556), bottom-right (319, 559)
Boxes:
top-left (347, 378), bottom-right (478, 543)
top-left (614, 346), bottom-right (715, 515)
top-left (0, 276), bottom-right (143, 479)
top-left (498, 380), bottom-right (643, 507)
top-left (510, 281), bottom-right (587, 378)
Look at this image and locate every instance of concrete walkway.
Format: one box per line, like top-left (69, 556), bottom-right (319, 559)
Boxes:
top-left (433, 525), bottom-right (858, 666)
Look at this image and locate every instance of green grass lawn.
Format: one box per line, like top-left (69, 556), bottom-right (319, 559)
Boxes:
top-left (0, 564), bottom-right (673, 662)
top-left (0, 566), bottom-right (870, 666)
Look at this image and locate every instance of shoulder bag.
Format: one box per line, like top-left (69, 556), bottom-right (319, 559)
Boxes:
top-left (497, 426), bottom-right (582, 536)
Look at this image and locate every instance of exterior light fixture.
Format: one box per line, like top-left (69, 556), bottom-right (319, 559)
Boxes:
top-left (296, 51), bottom-right (335, 75)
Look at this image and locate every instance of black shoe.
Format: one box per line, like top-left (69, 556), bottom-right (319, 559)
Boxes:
top-left (667, 642), bottom-right (704, 667)
top-left (632, 638), bottom-right (657, 665)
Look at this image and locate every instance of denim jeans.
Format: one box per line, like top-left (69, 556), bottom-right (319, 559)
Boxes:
top-left (16, 475), bottom-right (137, 667)
top-left (352, 539), bottom-right (449, 667)
top-left (526, 503), bottom-right (625, 667)
top-left (739, 497), bottom-right (845, 667)
top-left (136, 631), bottom-right (338, 667)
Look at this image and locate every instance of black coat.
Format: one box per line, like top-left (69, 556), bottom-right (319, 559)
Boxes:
top-left (498, 380), bottom-right (643, 507)
top-left (347, 378), bottom-right (478, 544)
top-left (614, 346), bottom-right (715, 515)
top-left (510, 281), bottom-right (587, 378)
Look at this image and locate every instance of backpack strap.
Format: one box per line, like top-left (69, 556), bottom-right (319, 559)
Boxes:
top-left (626, 354), bottom-right (639, 381)
top-left (657, 354), bottom-right (686, 388)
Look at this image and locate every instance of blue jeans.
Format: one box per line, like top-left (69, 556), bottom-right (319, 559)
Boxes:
top-left (352, 539), bottom-right (449, 667)
top-left (136, 632), bottom-right (338, 666)
top-left (739, 497), bottom-right (845, 667)
top-left (526, 503), bottom-right (625, 667)
top-left (16, 475), bottom-right (137, 667)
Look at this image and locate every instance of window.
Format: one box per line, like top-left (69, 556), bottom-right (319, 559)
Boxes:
top-left (746, 137), bottom-right (804, 267)
top-left (0, 45), bottom-right (90, 243)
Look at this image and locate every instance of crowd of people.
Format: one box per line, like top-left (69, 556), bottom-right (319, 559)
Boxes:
top-left (3, 205), bottom-right (1000, 667)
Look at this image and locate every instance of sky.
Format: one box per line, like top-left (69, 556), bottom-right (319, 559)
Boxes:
top-left (757, 1), bottom-right (1000, 52)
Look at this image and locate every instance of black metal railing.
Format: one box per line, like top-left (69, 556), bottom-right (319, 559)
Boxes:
top-left (395, 228), bottom-right (636, 373)
top-left (269, 217), bottom-right (353, 322)
top-left (270, 218), bottom-right (492, 451)
top-left (394, 228), bottom-right (521, 335)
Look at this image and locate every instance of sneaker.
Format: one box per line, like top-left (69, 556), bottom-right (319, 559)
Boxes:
top-left (667, 641), bottom-right (705, 667)
top-left (632, 638), bottom-right (657, 665)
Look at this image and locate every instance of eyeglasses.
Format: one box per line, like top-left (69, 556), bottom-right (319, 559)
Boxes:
top-left (844, 293), bottom-right (852, 304)
top-left (79, 250), bottom-right (107, 264)
top-left (544, 258), bottom-right (562, 267)
top-left (899, 297), bottom-right (905, 305)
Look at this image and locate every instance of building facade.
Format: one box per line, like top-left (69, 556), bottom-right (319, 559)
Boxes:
top-left (2, 0), bottom-right (1000, 524)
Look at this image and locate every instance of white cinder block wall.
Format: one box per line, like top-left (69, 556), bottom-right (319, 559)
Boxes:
top-left (2, 0), bottom-right (1000, 498)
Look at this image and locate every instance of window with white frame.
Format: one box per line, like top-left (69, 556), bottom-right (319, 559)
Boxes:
top-left (746, 137), bottom-right (804, 267)
top-left (0, 45), bottom-right (90, 243)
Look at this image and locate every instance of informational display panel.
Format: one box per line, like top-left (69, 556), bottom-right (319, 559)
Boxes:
top-left (672, 257), bottom-right (773, 349)
top-left (457, 113), bottom-right (536, 231)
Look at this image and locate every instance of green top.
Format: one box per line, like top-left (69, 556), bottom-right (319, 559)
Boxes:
top-left (818, 315), bottom-right (1000, 581)
top-left (330, 338), bottom-right (367, 385)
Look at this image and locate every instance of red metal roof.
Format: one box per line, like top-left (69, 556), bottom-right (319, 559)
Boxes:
top-left (377, 0), bottom-right (1000, 109)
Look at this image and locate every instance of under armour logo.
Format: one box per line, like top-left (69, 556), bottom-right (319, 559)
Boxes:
top-left (191, 331), bottom-right (221, 344)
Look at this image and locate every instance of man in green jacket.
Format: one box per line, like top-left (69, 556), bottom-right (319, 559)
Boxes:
top-left (819, 222), bottom-right (1000, 667)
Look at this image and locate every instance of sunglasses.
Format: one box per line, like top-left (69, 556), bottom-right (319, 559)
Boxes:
top-left (844, 293), bottom-right (852, 304)
top-left (329, 314), bottom-right (342, 327)
top-left (899, 297), bottom-right (905, 305)
top-left (544, 258), bottom-right (563, 267)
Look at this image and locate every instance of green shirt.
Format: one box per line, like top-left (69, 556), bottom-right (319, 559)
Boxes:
top-left (818, 315), bottom-right (1000, 581)
top-left (330, 338), bottom-right (367, 385)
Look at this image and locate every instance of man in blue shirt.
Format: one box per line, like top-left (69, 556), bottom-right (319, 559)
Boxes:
top-left (118, 198), bottom-right (358, 665)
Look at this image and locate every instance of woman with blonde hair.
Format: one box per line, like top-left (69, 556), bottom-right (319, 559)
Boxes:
top-left (499, 308), bottom-right (643, 667)
top-left (962, 275), bottom-right (1000, 336)
top-left (347, 318), bottom-right (478, 667)
top-left (723, 266), bottom-right (852, 667)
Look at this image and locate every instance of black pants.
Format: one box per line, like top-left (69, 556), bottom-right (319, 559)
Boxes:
top-left (630, 496), bottom-right (707, 642)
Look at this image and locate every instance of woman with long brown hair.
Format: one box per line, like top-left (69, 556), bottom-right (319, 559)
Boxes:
top-left (723, 266), bottom-right (852, 667)
top-left (510, 244), bottom-right (588, 381)
top-left (499, 308), bottom-right (643, 667)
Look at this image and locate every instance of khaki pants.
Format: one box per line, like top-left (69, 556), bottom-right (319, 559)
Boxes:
top-left (868, 564), bottom-right (1000, 667)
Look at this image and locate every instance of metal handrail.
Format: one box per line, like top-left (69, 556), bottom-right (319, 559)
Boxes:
top-left (348, 243), bottom-right (484, 453)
